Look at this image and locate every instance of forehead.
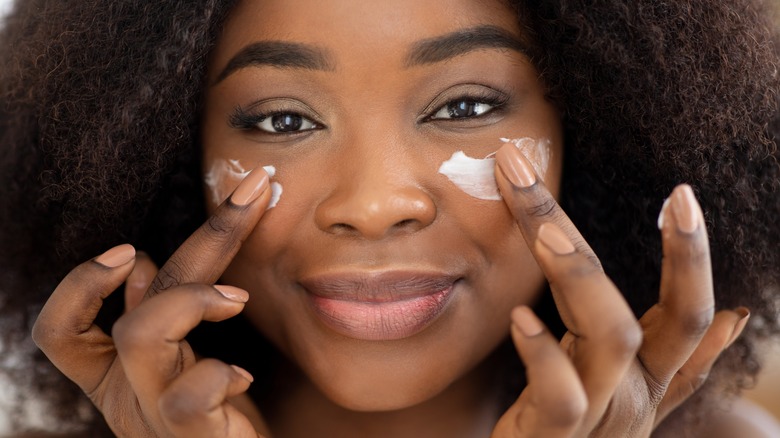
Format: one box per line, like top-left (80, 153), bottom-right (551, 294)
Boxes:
top-left (210, 0), bottom-right (522, 72)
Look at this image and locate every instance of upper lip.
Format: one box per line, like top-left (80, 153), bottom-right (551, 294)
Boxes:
top-left (299, 271), bottom-right (459, 303)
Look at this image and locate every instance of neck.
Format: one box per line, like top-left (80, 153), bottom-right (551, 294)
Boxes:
top-left (261, 353), bottom-right (505, 438)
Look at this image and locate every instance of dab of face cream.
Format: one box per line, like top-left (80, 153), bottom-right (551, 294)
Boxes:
top-left (204, 159), bottom-right (283, 209)
top-left (438, 137), bottom-right (551, 201)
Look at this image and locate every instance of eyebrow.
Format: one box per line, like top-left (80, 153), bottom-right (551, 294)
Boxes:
top-left (215, 41), bottom-right (334, 83)
top-left (215, 25), bottom-right (529, 84)
top-left (405, 25), bottom-right (529, 67)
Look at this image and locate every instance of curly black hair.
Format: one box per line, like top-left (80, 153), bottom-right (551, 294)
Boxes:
top-left (0, 0), bottom-right (778, 435)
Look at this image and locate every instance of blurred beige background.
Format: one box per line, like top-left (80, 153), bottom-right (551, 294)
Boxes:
top-left (744, 341), bottom-right (780, 419)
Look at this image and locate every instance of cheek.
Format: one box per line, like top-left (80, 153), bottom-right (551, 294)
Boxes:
top-left (438, 137), bottom-right (552, 201)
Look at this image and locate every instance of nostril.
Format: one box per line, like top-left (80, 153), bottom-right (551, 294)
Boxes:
top-left (395, 219), bottom-right (417, 229)
top-left (330, 223), bottom-right (357, 234)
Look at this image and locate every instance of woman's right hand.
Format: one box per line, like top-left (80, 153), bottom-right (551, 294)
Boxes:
top-left (31, 167), bottom-right (274, 438)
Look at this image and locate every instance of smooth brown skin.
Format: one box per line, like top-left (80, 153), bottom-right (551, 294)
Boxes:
top-left (31, 0), bottom-right (749, 437)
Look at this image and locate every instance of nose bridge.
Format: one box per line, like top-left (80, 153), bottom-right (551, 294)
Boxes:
top-left (314, 133), bottom-right (436, 239)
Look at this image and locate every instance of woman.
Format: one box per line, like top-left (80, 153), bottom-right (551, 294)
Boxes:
top-left (1, 0), bottom-right (778, 436)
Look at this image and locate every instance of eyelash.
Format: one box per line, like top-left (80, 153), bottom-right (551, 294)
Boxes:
top-left (422, 90), bottom-right (509, 122)
top-left (229, 108), bottom-right (322, 134)
top-left (229, 90), bottom-right (509, 135)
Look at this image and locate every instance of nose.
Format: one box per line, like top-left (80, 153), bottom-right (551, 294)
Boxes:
top-left (314, 154), bottom-right (436, 240)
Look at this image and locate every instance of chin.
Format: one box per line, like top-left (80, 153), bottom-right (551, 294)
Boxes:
top-left (296, 329), bottom-right (496, 414)
top-left (313, 365), bottom-right (454, 412)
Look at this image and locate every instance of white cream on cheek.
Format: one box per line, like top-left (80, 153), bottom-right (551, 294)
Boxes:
top-left (203, 159), bottom-right (283, 208)
top-left (437, 137), bottom-right (551, 201)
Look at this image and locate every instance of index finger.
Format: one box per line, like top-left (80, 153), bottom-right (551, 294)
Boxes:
top-left (495, 142), bottom-right (601, 270)
top-left (146, 166), bottom-right (272, 298)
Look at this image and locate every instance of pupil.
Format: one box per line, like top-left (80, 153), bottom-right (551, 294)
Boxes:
top-left (272, 114), bottom-right (303, 132)
top-left (448, 100), bottom-right (477, 118)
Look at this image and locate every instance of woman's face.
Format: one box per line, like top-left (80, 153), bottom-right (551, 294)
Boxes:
top-left (201, 0), bottom-right (562, 410)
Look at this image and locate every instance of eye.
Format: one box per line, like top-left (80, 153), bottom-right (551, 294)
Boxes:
top-left (229, 99), bottom-right (324, 137)
top-left (429, 99), bottom-right (496, 120)
top-left (254, 112), bottom-right (319, 133)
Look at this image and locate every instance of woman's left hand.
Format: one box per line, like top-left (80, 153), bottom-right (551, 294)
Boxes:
top-left (490, 143), bottom-right (749, 438)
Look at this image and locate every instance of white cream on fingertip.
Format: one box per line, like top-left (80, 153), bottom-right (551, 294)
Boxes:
top-left (204, 159), bottom-right (283, 209)
top-left (438, 137), bottom-right (551, 201)
top-left (657, 197), bottom-right (671, 230)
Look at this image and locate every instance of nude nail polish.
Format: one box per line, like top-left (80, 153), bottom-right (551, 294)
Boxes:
top-left (229, 166), bottom-right (270, 206)
top-left (511, 306), bottom-right (544, 337)
top-left (231, 364), bottom-right (255, 383)
top-left (94, 244), bottom-right (136, 267)
top-left (214, 285), bottom-right (249, 303)
top-left (725, 307), bottom-right (750, 349)
top-left (537, 223), bottom-right (576, 255)
top-left (671, 184), bottom-right (701, 234)
top-left (496, 143), bottom-right (537, 188)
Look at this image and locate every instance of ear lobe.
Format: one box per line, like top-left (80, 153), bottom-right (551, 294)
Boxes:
top-left (124, 251), bottom-right (159, 313)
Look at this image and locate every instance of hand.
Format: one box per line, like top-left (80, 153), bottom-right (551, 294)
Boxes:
top-left (489, 143), bottom-right (749, 438)
top-left (32, 166), bottom-right (273, 438)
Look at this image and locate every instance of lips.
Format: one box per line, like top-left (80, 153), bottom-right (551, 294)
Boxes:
top-left (300, 271), bottom-right (458, 341)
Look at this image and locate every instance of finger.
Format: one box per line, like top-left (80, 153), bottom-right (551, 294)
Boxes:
top-left (534, 223), bottom-right (643, 431)
top-left (495, 142), bottom-right (601, 329)
top-left (31, 244), bottom-right (136, 393)
top-left (496, 144), bottom-right (643, 429)
top-left (124, 251), bottom-right (158, 313)
top-left (112, 284), bottom-right (248, 427)
top-left (147, 166), bottom-right (272, 298)
top-left (495, 142), bottom-right (601, 270)
top-left (159, 359), bottom-right (260, 438)
top-left (638, 184), bottom-right (715, 391)
top-left (655, 308), bottom-right (750, 425)
top-left (493, 306), bottom-right (586, 437)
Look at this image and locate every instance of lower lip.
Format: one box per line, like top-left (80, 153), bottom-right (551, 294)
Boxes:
top-left (307, 286), bottom-right (454, 341)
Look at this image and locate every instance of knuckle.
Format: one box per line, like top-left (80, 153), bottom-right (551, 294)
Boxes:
top-left (159, 360), bottom-right (229, 426)
top-left (63, 262), bottom-right (95, 288)
top-left (525, 196), bottom-right (559, 220)
top-left (205, 212), bottom-right (238, 240)
top-left (560, 259), bottom-right (602, 280)
top-left (159, 386), bottom-right (206, 425)
top-left (603, 319), bottom-right (644, 359)
top-left (671, 368), bottom-right (711, 402)
top-left (546, 391), bottom-right (588, 428)
top-left (111, 313), bottom-right (152, 354)
top-left (680, 238), bottom-right (710, 267)
top-left (150, 258), bottom-right (191, 293)
top-left (678, 305), bottom-right (715, 338)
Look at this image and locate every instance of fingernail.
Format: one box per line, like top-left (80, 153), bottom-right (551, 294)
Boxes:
top-left (214, 285), bottom-right (249, 303)
top-left (496, 142), bottom-right (536, 188)
top-left (230, 166), bottom-right (270, 206)
top-left (511, 306), bottom-right (544, 337)
top-left (725, 307), bottom-right (750, 349)
top-left (94, 244), bottom-right (136, 267)
top-left (231, 364), bottom-right (255, 383)
top-left (537, 223), bottom-right (575, 255)
top-left (671, 184), bottom-right (701, 234)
